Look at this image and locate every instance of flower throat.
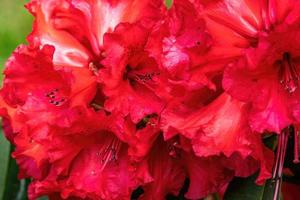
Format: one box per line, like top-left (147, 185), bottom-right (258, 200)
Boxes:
top-left (278, 52), bottom-right (300, 93)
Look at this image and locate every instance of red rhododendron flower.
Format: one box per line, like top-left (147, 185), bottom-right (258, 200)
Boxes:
top-left (27, 0), bottom-right (163, 68)
top-left (162, 93), bottom-right (274, 185)
top-left (99, 23), bottom-right (165, 122)
top-left (1, 0), bottom-right (294, 199)
top-left (201, 0), bottom-right (300, 133)
top-left (145, 0), bottom-right (222, 100)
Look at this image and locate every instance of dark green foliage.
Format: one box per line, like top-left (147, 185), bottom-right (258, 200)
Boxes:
top-left (224, 174), bottom-right (278, 200)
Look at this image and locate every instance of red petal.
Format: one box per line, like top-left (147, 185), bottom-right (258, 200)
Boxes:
top-left (140, 136), bottom-right (186, 199)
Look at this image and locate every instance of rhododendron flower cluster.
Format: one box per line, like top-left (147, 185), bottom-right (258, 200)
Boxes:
top-left (2, 0), bottom-right (300, 199)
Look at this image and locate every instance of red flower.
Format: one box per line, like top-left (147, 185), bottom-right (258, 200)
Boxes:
top-left (1, 44), bottom-right (96, 130)
top-left (162, 93), bottom-right (274, 184)
top-left (146, 0), bottom-right (222, 101)
top-left (0, 0), bottom-right (283, 199)
top-left (27, 0), bottom-right (163, 68)
top-left (100, 23), bottom-right (164, 122)
top-left (201, 0), bottom-right (300, 133)
top-left (182, 153), bottom-right (232, 199)
top-left (126, 117), bottom-right (232, 200)
top-left (28, 132), bottom-right (139, 200)
top-left (0, 44), bottom-right (140, 198)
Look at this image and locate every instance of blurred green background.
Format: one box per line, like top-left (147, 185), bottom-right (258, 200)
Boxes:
top-left (0, 0), bottom-right (32, 71)
top-left (0, 0), bottom-right (32, 199)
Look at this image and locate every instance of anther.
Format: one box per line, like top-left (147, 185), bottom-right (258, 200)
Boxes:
top-left (168, 141), bottom-right (180, 158)
top-left (45, 89), bottom-right (66, 106)
top-left (89, 62), bottom-right (99, 75)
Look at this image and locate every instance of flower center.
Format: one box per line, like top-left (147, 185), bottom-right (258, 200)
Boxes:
top-left (168, 138), bottom-right (181, 158)
top-left (123, 65), bottom-right (160, 86)
top-left (89, 62), bottom-right (102, 76)
top-left (278, 52), bottom-right (300, 93)
top-left (96, 137), bottom-right (121, 171)
top-left (45, 89), bottom-right (66, 106)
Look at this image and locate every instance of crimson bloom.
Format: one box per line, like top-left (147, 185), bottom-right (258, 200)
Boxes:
top-left (0, 44), bottom-right (142, 199)
top-left (201, 0), bottom-right (300, 133)
top-left (162, 93), bottom-right (274, 184)
top-left (27, 0), bottom-right (163, 68)
top-left (0, 0), bottom-right (283, 199)
top-left (99, 23), bottom-right (165, 122)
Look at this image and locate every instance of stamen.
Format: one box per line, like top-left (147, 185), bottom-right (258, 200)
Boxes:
top-left (278, 52), bottom-right (300, 93)
top-left (97, 137), bottom-right (121, 171)
top-left (45, 89), bottom-right (66, 107)
top-left (272, 127), bottom-right (289, 200)
top-left (293, 127), bottom-right (300, 164)
top-left (168, 148), bottom-right (177, 157)
top-left (168, 139), bottom-right (181, 158)
top-left (123, 65), bottom-right (160, 85)
top-left (136, 114), bottom-right (158, 129)
top-left (90, 103), bottom-right (103, 111)
top-left (89, 62), bottom-right (99, 75)
top-left (135, 72), bottom-right (160, 82)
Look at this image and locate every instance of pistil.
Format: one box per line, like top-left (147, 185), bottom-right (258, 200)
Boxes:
top-left (293, 127), bottom-right (300, 164)
top-left (272, 127), bottom-right (289, 200)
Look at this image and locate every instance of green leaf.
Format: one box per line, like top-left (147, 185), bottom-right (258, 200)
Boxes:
top-left (15, 179), bottom-right (30, 200)
top-left (0, 125), bottom-right (30, 200)
top-left (224, 137), bottom-right (280, 200)
top-left (165, 0), bottom-right (173, 9)
top-left (0, 0), bottom-right (32, 82)
top-left (263, 134), bottom-right (278, 151)
top-left (224, 173), bottom-right (279, 200)
top-left (2, 145), bottom-right (30, 200)
top-left (0, 131), bottom-right (11, 200)
top-left (38, 196), bottom-right (49, 200)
